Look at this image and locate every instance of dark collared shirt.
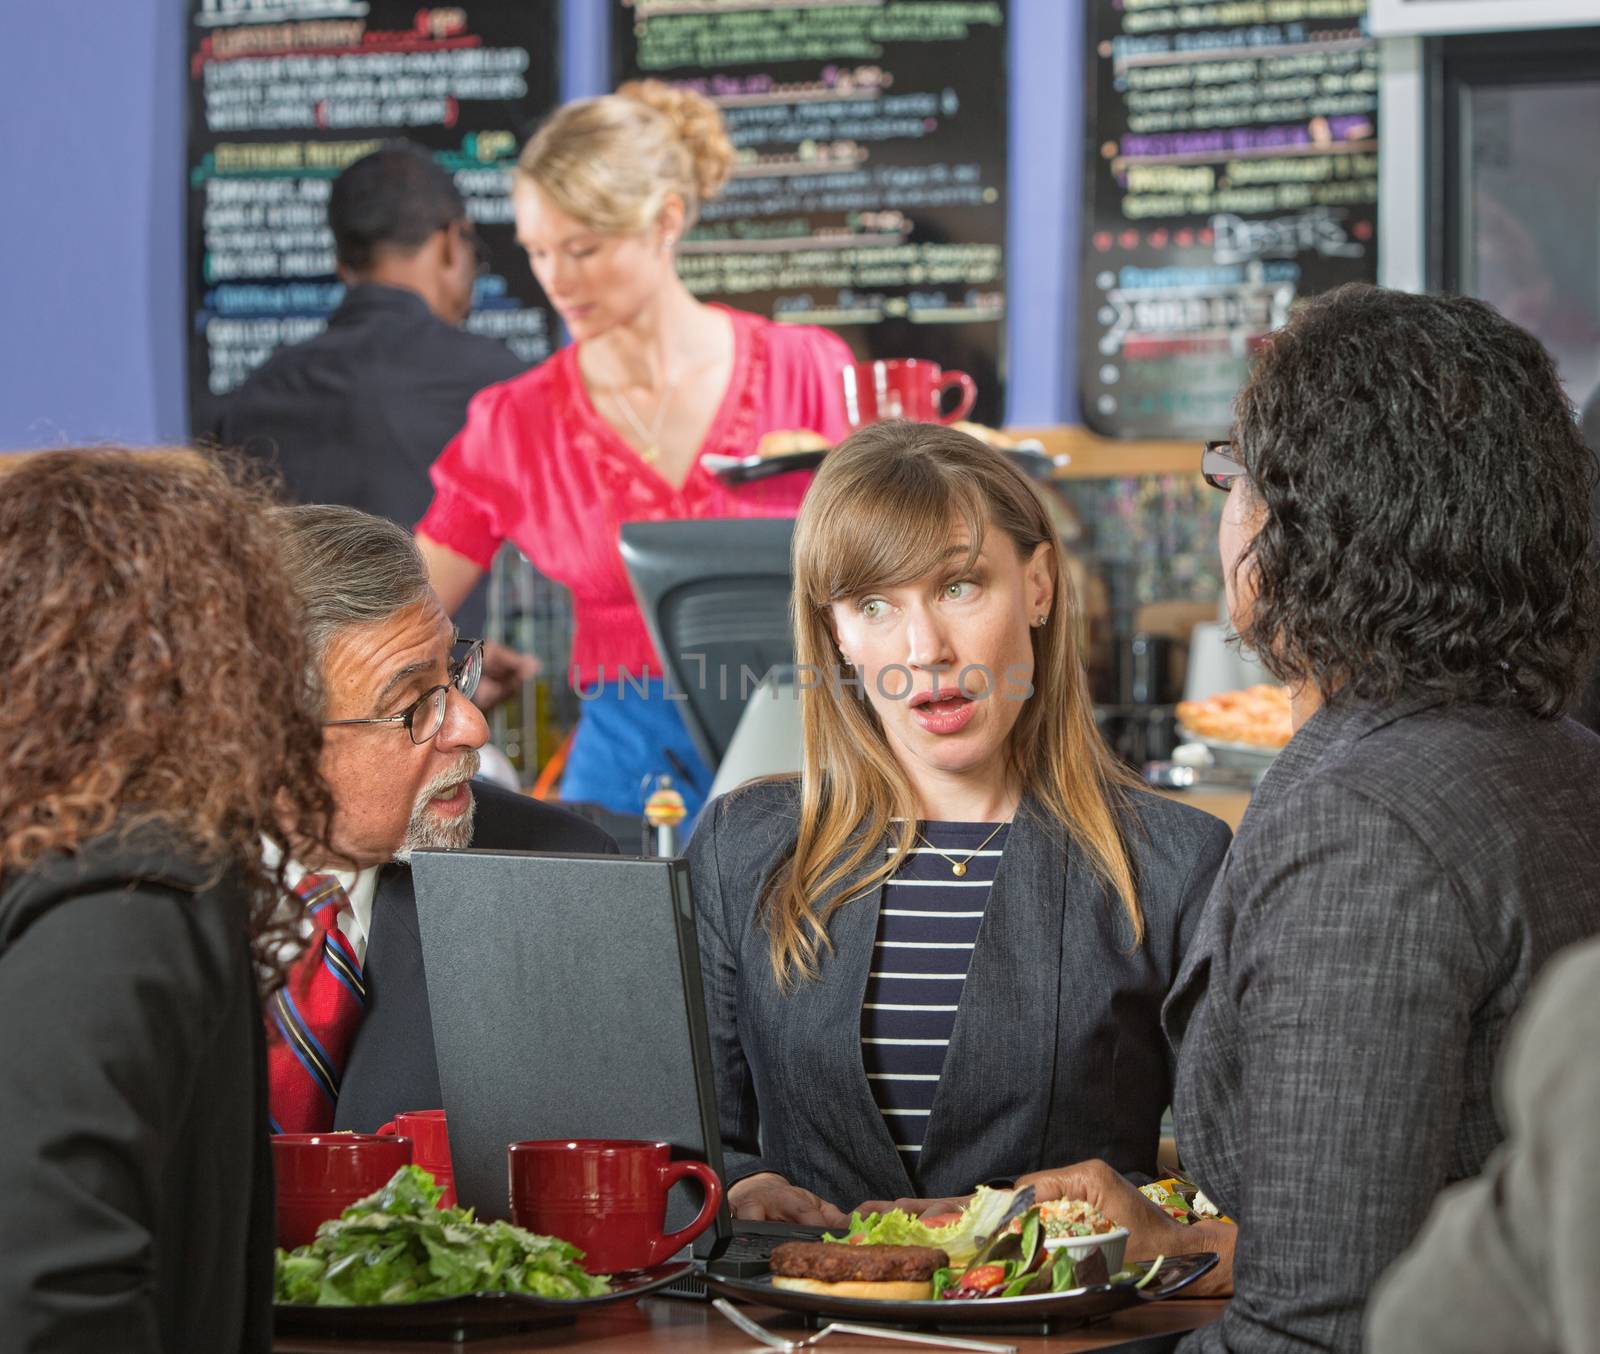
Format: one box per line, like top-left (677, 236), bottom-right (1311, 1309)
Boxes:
top-left (211, 283), bottom-right (526, 633)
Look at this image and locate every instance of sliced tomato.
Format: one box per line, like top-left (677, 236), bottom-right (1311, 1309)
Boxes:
top-left (846, 1234), bottom-right (868, 1244)
top-left (959, 1264), bottom-right (1008, 1293)
top-left (922, 1212), bottom-right (963, 1229)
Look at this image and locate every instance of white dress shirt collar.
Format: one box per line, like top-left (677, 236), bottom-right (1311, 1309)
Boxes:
top-left (261, 839), bottom-right (383, 964)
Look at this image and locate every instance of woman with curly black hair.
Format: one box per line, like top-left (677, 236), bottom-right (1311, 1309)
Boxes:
top-left (1016, 285), bottom-right (1600, 1353)
top-left (0, 449), bottom-right (333, 1354)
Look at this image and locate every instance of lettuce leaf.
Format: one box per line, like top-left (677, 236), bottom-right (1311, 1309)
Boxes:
top-left (825, 1186), bottom-right (1020, 1266)
top-left (274, 1165), bottom-right (612, 1306)
top-left (1050, 1249), bottom-right (1078, 1292)
top-left (1000, 1267), bottom-right (1035, 1299)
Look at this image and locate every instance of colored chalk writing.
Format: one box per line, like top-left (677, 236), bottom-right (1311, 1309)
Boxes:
top-left (614, 0), bottom-right (1010, 423)
top-left (1080, 0), bottom-right (1379, 438)
top-left (185, 1), bottom-right (560, 427)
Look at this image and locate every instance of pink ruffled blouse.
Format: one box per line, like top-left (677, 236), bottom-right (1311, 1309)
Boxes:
top-left (418, 305), bottom-right (853, 682)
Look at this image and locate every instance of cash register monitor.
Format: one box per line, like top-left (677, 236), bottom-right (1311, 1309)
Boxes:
top-left (410, 848), bottom-right (819, 1277)
top-left (618, 517), bottom-right (797, 771)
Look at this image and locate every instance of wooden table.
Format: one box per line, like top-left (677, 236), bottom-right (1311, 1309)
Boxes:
top-left (275, 1293), bottom-right (1225, 1353)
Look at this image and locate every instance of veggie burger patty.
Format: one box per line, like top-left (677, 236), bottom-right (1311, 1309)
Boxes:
top-left (771, 1242), bottom-right (949, 1284)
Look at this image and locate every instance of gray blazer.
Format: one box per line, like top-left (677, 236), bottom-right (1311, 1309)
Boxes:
top-left (1366, 935), bottom-right (1600, 1354)
top-left (1165, 696), bottom-right (1600, 1354)
top-left (688, 778), bottom-right (1231, 1208)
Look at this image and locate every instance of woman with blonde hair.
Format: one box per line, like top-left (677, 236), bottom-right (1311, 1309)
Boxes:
top-left (417, 82), bottom-right (853, 819)
top-left (686, 421), bottom-right (1232, 1224)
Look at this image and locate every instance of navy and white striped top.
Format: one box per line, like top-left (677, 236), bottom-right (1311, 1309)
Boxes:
top-left (861, 820), bottom-right (1011, 1182)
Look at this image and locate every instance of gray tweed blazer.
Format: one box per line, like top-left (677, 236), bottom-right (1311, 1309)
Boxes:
top-left (1165, 696), bottom-right (1600, 1354)
top-left (687, 778), bottom-right (1231, 1209)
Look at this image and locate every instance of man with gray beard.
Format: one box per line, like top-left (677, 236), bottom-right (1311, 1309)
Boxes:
top-left (269, 505), bottom-right (615, 1133)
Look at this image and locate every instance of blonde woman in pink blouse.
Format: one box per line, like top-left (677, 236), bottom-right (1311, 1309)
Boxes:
top-left (418, 81), bottom-right (851, 818)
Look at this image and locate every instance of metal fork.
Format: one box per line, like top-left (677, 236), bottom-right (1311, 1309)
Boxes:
top-left (711, 1298), bottom-right (1018, 1352)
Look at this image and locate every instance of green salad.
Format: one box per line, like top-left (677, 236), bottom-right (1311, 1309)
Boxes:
top-left (824, 1186), bottom-right (1020, 1266)
top-left (274, 1165), bottom-right (612, 1306)
top-left (826, 1186), bottom-right (1166, 1303)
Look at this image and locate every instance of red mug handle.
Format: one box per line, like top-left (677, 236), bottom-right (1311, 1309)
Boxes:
top-left (935, 370), bottom-right (977, 424)
top-left (375, 1121), bottom-right (399, 1136)
top-left (647, 1161), bottom-right (724, 1265)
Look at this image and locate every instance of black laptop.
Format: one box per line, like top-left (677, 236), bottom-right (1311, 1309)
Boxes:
top-left (409, 848), bottom-right (823, 1291)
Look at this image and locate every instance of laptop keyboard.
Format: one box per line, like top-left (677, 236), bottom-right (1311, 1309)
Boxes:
top-left (707, 1231), bottom-right (794, 1278)
top-left (703, 1220), bottom-right (829, 1278)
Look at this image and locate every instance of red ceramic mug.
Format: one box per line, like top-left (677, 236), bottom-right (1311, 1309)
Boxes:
top-left (272, 1132), bottom-right (413, 1250)
top-left (507, 1139), bottom-right (723, 1274)
top-left (841, 358), bottom-right (977, 428)
top-left (377, 1110), bottom-right (456, 1208)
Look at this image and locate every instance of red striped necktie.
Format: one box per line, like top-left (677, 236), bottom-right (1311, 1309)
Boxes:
top-left (266, 873), bottom-right (367, 1134)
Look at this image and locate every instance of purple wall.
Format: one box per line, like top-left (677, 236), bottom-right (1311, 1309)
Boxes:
top-left (0, 0), bottom-right (1079, 450)
top-left (1009, 0), bottom-right (1081, 425)
top-left (0, 5), bottom-right (187, 449)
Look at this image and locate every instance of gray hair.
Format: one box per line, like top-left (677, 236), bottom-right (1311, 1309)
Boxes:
top-left (272, 503), bottom-right (433, 712)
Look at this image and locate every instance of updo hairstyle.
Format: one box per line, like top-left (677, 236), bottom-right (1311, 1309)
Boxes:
top-left (516, 79), bottom-right (734, 235)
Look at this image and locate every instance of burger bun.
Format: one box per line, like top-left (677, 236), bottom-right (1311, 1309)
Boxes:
top-left (756, 428), bottom-right (832, 459)
top-left (771, 1275), bottom-right (934, 1301)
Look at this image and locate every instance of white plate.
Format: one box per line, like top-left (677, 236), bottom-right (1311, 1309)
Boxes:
top-left (1042, 1226), bottom-right (1128, 1274)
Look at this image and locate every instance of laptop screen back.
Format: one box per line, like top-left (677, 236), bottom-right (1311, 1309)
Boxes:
top-left (409, 849), bottom-right (730, 1241)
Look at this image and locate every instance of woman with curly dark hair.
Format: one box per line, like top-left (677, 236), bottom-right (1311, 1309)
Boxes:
top-left (0, 449), bottom-right (332, 1354)
top-left (1017, 286), bottom-right (1600, 1353)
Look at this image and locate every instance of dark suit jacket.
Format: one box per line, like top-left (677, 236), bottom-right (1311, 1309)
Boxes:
top-left (210, 283), bottom-right (526, 635)
top-left (0, 831), bottom-right (273, 1354)
top-left (687, 779), bottom-right (1231, 1207)
top-left (1166, 697), bottom-right (1600, 1354)
top-left (334, 782), bottom-right (617, 1132)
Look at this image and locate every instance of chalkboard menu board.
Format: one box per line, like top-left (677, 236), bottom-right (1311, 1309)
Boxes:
top-left (613, 0), bottom-right (1009, 425)
top-left (185, 0), bottom-right (560, 431)
top-left (1079, 0), bottom-right (1379, 439)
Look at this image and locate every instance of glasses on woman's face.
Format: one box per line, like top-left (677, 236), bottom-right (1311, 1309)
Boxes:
top-left (1202, 440), bottom-right (1247, 492)
top-left (323, 639), bottom-right (484, 746)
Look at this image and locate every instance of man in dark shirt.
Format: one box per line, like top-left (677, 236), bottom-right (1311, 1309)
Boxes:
top-left (212, 142), bottom-right (526, 635)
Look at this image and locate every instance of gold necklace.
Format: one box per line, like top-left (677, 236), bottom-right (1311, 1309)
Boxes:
top-left (914, 821), bottom-right (1008, 877)
top-left (610, 366), bottom-right (683, 465)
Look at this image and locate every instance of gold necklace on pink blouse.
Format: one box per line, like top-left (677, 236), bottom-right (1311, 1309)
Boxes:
top-left (608, 367), bottom-right (684, 465)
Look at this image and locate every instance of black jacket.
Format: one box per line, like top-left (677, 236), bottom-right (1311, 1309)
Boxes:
top-left (0, 831), bottom-right (273, 1354)
top-left (210, 284), bottom-right (526, 634)
top-left (333, 782), bottom-right (617, 1132)
top-left (686, 779), bottom-right (1231, 1207)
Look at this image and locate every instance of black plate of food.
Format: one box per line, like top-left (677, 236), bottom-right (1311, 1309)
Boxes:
top-left (274, 1260), bottom-right (693, 1342)
top-left (703, 1253), bottom-right (1218, 1335)
top-left (702, 439), bottom-right (1068, 486)
top-left (702, 448), bottom-right (829, 484)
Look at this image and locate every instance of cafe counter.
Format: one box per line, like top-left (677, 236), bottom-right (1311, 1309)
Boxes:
top-left (274, 1292), bottom-right (1227, 1353)
top-left (1153, 788), bottom-right (1250, 831)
